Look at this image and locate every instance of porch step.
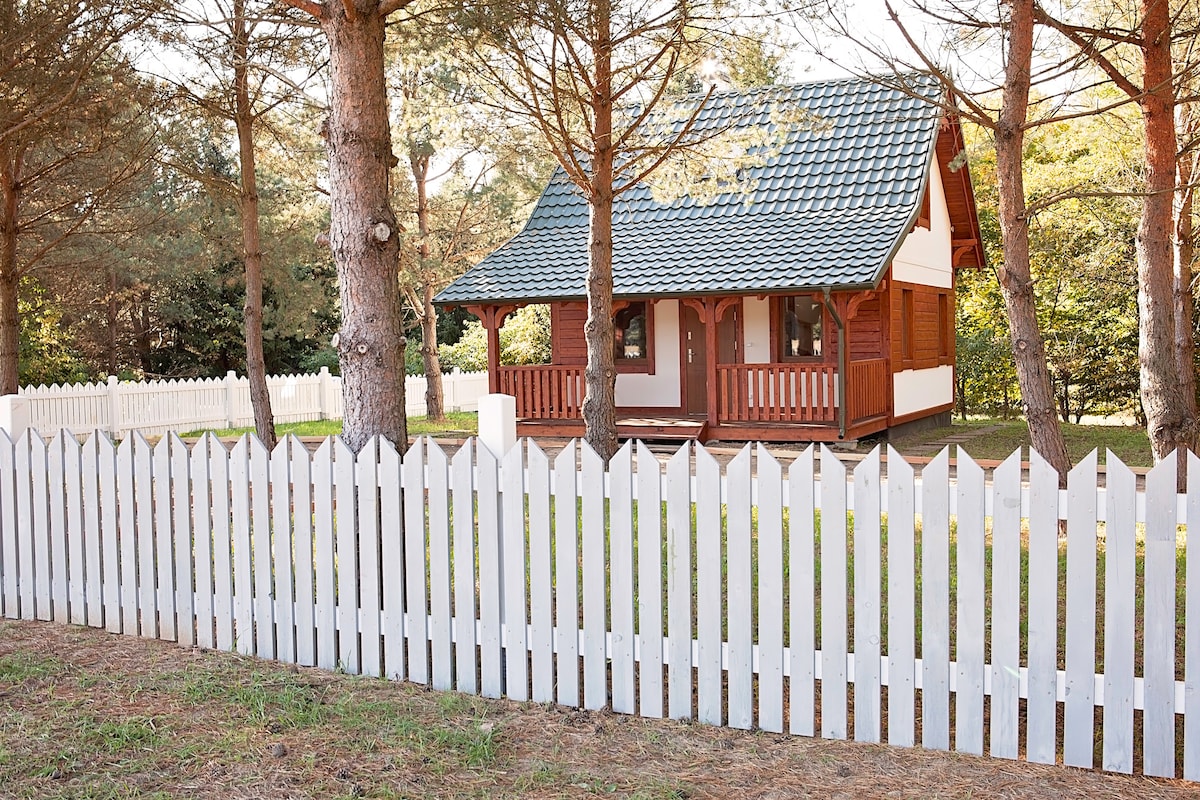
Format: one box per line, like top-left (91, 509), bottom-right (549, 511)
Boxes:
top-left (616, 417), bottom-right (708, 442)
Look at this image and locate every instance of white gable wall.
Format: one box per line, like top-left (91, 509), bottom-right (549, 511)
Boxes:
top-left (616, 299), bottom-right (681, 407)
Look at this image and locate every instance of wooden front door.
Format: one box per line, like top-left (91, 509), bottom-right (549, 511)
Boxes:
top-left (682, 305), bottom-right (707, 414)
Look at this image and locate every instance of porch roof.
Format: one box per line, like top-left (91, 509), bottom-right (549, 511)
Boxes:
top-left (437, 74), bottom-right (963, 306)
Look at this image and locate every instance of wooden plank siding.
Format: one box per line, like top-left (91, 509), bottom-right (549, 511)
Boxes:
top-left (550, 304), bottom-right (588, 365)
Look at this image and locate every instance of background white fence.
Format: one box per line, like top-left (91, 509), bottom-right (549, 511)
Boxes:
top-left (15, 368), bottom-right (489, 437)
top-left (0, 432), bottom-right (1196, 780)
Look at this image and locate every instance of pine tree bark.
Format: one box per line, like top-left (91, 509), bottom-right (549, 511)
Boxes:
top-left (322, 2), bottom-right (407, 453)
top-left (581, 0), bottom-right (619, 463)
top-left (1138, 0), bottom-right (1196, 470)
top-left (0, 142), bottom-right (20, 395)
top-left (233, 0), bottom-right (277, 450)
top-left (411, 153), bottom-right (445, 421)
top-left (993, 0), bottom-right (1071, 480)
top-left (1174, 110), bottom-right (1197, 423)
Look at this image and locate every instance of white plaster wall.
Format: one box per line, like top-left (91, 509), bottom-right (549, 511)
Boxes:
top-left (893, 364), bottom-right (954, 417)
top-left (891, 160), bottom-right (953, 289)
top-left (742, 296), bottom-right (771, 364)
top-left (616, 299), bottom-right (681, 407)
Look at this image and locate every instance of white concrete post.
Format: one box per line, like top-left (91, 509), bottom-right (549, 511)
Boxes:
top-left (0, 395), bottom-right (30, 440)
top-left (106, 375), bottom-right (121, 436)
top-left (478, 393), bottom-right (517, 457)
top-left (224, 370), bottom-right (239, 428)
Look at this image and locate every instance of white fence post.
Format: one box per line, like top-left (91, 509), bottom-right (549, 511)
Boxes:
top-left (106, 376), bottom-right (121, 436)
top-left (318, 366), bottom-right (335, 420)
top-left (478, 394), bottom-right (516, 457)
top-left (224, 370), bottom-right (238, 429)
top-left (0, 396), bottom-right (30, 439)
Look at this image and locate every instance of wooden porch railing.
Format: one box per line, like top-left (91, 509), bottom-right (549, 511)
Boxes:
top-left (498, 365), bottom-right (584, 419)
top-left (846, 358), bottom-right (889, 422)
top-left (716, 363), bottom-right (837, 423)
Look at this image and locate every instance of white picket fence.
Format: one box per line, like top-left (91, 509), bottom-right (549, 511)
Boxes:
top-left (16, 368), bottom-right (489, 437)
top-left (1, 432), bottom-right (1197, 780)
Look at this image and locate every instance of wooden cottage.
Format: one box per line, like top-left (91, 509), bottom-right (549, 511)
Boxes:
top-left (436, 74), bottom-right (984, 443)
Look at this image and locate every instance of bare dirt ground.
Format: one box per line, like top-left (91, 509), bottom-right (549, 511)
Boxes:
top-left (1, 620), bottom-right (1197, 800)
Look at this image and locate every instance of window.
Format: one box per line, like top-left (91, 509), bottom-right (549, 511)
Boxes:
top-left (777, 296), bottom-right (823, 359)
top-left (614, 301), bottom-right (653, 372)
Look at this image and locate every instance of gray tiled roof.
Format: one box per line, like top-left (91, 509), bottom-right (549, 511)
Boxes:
top-left (437, 74), bottom-right (943, 305)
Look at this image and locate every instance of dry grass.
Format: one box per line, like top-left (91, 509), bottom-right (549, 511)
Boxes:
top-left (1, 620), bottom-right (1197, 799)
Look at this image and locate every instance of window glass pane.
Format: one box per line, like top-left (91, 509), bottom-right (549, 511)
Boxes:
top-left (615, 302), bottom-right (648, 360)
top-left (781, 297), bottom-right (822, 358)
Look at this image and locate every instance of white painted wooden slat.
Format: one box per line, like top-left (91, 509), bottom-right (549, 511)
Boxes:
top-left (820, 445), bottom-right (847, 740)
top-left (15, 435), bottom-right (36, 621)
top-left (47, 433), bottom-right (69, 624)
top-left (0, 433), bottom-right (15, 619)
top-left (379, 438), bottom-right (405, 681)
top-left (1143, 455), bottom-right (1177, 778)
top-left (502, 442), bottom-right (530, 702)
top-left (403, 438), bottom-right (429, 685)
top-left (116, 437), bottom-right (138, 635)
top-left (666, 442), bottom-right (693, 721)
top-left (789, 446), bottom-right (816, 737)
top-left (954, 449), bottom-right (986, 756)
top-left (209, 434), bottom-right (234, 652)
top-left (920, 448), bottom-right (950, 750)
top-left (527, 441), bottom-right (554, 704)
top-left (696, 444), bottom-right (723, 726)
top-left (1187, 450), bottom-right (1200, 781)
top-left (130, 435), bottom-right (157, 638)
top-left (169, 434), bottom-right (194, 648)
top-left (989, 450), bottom-right (1021, 760)
top-left (636, 442), bottom-right (664, 720)
top-left (229, 438), bottom-right (255, 655)
top-left (427, 439), bottom-right (454, 691)
top-left (581, 440), bottom-right (607, 711)
top-left (335, 437), bottom-right (360, 674)
top-left (609, 442), bottom-right (636, 715)
top-left (249, 436), bottom-right (275, 659)
top-left (29, 435), bottom-right (51, 622)
top-left (726, 445), bottom-right (754, 731)
top-left (1064, 450), bottom-right (1098, 769)
top-left (477, 442), bottom-right (503, 698)
top-left (756, 445), bottom-right (783, 734)
top-left (82, 435), bottom-right (104, 629)
top-left (190, 435), bottom-right (215, 648)
top-left (885, 445), bottom-right (915, 747)
top-left (553, 441), bottom-right (579, 708)
top-left (290, 436), bottom-right (315, 667)
top-left (313, 439), bottom-right (337, 671)
top-left (153, 436), bottom-right (176, 641)
top-left (271, 437), bottom-right (297, 665)
top-left (356, 438), bottom-right (382, 677)
top-left (853, 448), bottom-right (882, 743)
top-left (99, 434), bottom-right (123, 633)
top-left (1102, 452), bottom-right (1136, 773)
top-left (1025, 448), bottom-right (1059, 764)
top-left (452, 440), bottom-right (477, 693)
top-left (62, 434), bottom-right (86, 626)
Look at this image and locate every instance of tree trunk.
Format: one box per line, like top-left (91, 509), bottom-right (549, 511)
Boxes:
top-left (581, 0), bottom-right (619, 462)
top-left (323, 2), bottom-right (407, 453)
top-left (0, 142), bottom-right (20, 395)
top-left (412, 153), bottom-right (445, 421)
top-left (106, 264), bottom-right (118, 376)
top-left (234, 0), bottom-right (277, 450)
top-left (993, 0), bottom-right (1071, 480)
top-left (1174, 116), bottom-right (1197, 419)
top-left (1138, 0), bottom-right (1196, 472)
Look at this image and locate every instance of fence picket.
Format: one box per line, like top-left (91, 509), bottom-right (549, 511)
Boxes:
top-left (248, 436), bottom-right (274, 659)
top-left (1025, 448), bottom-right (1059, 764)
top-left (990, 451), bottom-right (1021, 759)
top-left (789, 447), bottom-right (816, 737)
top-left (0, 433), bottom-right (17, 619)
top-left (27, 435), bottom-right (51, 622)
top-left (312, 440), bottom-right (336, 670)
top-left (955, 449), bottom-right (985, 756)
top-left (757, 445), bottom-right (784, 734)
top-left (379, 438), bottom-right (405, 681)
top-left (1187, 451), bottom-right (1200, 781)
top-left (527, 441), bottom-right (554, 704)
top-left (130, 435), bottom-right (156, 639)
top-left (501, 442), bottom-right (530, 702)
top-left (853, 447), bottom-right (882, 743)
top-left (334, 437), bottom-right (360, 674)
top-left (404, 438), bottom-right (430, 685)
top-left (637, 442), bottom-right (664, 720)
top-left (820, 445), bottom-right (848, 740)
top-left (228, 438), bottom-right (254, 655)
top-left (885, 446), bottom-right (915, 747)
top-left (610, 442), bottom-right (636, 715)
top-left (271, 437), bottom-right (297, 665)
top-left (82, 435), bottom-right (103, 628)
top-left (115, 437), bottom-right (138, 635)
top-left (581, 441), bottom-right (607, 710)
top-left (666, 442), bottom-right (693, 721)
top-left (553, 441), bottom-right (580, 708)
top-left (153, 436), bottom-right (176, 641)
top-left (357, 438), bottom-right (382, 678)
top-left (1064, 450), bottom-right (1098, 769)
top-left (697, 444), bottom-right (723, 726)
top-left (477, 443), bottom-right (503, 699)
top-left (427, 439), bottom-right (454, 691)
top-left (726, 445), bottom-right (753, 730)
top-left (452, 440), bottom-right (477, 693)
top-left (1143, 456), bottom-right (1178, 778)
top-left (920, 448), bottom-right (951, 750)
top-left (191, 436), bottom-right (215, 648)
top-left (170, 434), bottom-right (194, 648)
top-left (62, 434), bottom-right (86, 626)
top-left (1102, 452), bottom-right (1136, 773)
top-left (47, 433), bottom-right (69, 624)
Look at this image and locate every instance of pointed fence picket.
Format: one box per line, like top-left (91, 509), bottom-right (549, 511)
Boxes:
top-left (5, 431), bottom-right (1200, 781)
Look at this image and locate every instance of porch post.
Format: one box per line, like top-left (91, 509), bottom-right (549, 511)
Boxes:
top-left (466, 304), bottom-right (515, 395)
top-left (704, 297), bottom-right (719, 430)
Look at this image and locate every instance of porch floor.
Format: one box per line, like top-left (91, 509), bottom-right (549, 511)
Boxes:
top-left (515, 414), bottom-right (890, 444)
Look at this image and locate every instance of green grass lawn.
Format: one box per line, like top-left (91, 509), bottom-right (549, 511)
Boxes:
top-left (181, 411), bottom-right (478, 440)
